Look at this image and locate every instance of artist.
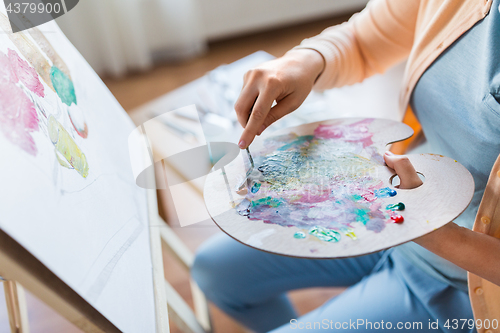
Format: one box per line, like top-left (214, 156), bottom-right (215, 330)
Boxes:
top-left (192, 0), bottom-right (500, 332)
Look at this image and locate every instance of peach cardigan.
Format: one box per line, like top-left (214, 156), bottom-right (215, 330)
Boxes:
top-left (296, 0), bottom-right (499, 328)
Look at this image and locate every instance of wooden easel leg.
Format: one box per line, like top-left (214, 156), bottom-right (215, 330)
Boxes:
top-left (189, 278), bottom-right (212, 332)
top-left (3, 280), bottom-right (30, 333)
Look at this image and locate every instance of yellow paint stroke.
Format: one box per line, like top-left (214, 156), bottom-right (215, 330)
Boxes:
top-left (48, 115), bottom-right (89, 178)
top-left (342, 228), bottom-right (358, 240)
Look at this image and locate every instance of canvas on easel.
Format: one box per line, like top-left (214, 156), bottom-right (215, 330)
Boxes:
top-left (0, 10), bottom-right (161, 332)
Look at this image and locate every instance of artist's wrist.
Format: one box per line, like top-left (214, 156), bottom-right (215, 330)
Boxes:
top-left (284, 48), bottom-right (325, 83)
top-left (413, 222), bottom-right (462, 250)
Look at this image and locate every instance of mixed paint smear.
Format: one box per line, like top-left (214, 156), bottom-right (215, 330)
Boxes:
top-left (236, 119), bottom-right (406, 243)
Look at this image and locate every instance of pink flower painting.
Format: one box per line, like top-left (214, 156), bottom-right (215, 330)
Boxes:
top-left (0, 49), bottom-right (43, 156)
top-left (8, 49), bottom-right (45, 98)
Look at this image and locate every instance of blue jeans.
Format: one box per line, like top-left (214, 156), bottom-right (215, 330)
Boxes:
top-left (191, 233), bottom-right (475, 333)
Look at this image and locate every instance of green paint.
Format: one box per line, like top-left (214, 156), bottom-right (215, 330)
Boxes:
top-left (50, 66), bottom-right (77, 106)
top-left (351, 194), bottom-right (363, 201)
top-left (386, 202), bottom-right (405, 211)
top-left (252, 196), bottom-right (282, 208)
top-left (308, 226), bottom-right (341, 242)
top-left (294, 232), bottom-right (306, 239)
top-left (355, 208), bottom-right (370, 225)
top-left (277, 135), bottom-right (314, 151)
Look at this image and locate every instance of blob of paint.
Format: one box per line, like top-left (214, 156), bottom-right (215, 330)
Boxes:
top-left (252, 196), bottom-right (282, 208)
top-left (386, 202), bottom-right (405, 211)
top-left (308, 226), bottom-right (341, 242)
top-left (236, 199), bottom-right (251, 216)
top-left (0, 73), bottom-right (39, 156)
top-left (340, 227), bottom-right (357, 240)
top-left (361, 192), bottom-right (377, 202)
top-left (351, 194), bottom-right (363, 201)
top-left (355, 208), bottom-right (370, 225)
top-left (375, 187), bottom-right (397, 198)
top-left (67, 104), bottom-right (88, 138)
top-left (51, 66), bottom-right (77, 106)
top-left (251, 182), bottom-right (261, 193)
top-left (294, 232), bottom-right (306, 239)
top-left (48, 115), bottom-right (89, 177)
top-left (391, 214), bottom-right (404, 223)
top-left (8, 49), bottom-right (44, 97)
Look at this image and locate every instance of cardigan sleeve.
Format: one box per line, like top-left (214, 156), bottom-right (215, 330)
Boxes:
top-left (294, 0), bottom-right (420, 90)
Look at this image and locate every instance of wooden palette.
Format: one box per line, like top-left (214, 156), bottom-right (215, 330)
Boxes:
top-left (204, 118), bottom-right (474, 258)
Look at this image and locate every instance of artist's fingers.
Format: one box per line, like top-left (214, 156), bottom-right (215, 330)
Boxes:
top-left (238, 86), bottom-right (278, 148)
top-left (384, 151), bottom-right (423, 189)
top-left (257, 94), bottom-right (303, 135)
top-left (234, 85), bottom-right (258, 128)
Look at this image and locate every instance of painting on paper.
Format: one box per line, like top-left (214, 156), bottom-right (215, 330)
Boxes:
top-left (0, 12), bottom-right (156, 333)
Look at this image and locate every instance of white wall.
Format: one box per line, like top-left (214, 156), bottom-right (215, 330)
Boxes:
top-left (198, 0), bottom-right (369, 40)
top-left (56, 0), bottom-right (369, 75)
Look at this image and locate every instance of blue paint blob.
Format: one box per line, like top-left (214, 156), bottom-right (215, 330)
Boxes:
top-left (251, 182), bottom-right (261, 193)
top-left (374, 187), bottom-right (397, 198)
top-left (294, 231), bottom-right (306, 239)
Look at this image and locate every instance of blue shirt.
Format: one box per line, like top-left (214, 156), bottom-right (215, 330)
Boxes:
top-left (395, 0), bottom-right (500, 291)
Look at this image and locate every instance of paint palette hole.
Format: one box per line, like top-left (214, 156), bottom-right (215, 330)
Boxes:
top-left (390, 172), bottom-right (425, 187)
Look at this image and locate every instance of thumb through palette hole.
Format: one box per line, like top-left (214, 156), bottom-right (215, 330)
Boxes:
top-left (390, 172), bottom-right (425, 188)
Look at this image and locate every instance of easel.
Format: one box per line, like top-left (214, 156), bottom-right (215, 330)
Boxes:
top-left (2, 280), bottom-right (29, 333)
top-left (0, 151), bottom-right (212, 333)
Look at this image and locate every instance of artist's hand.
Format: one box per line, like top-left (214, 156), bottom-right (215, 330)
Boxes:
top-left (235, 49), bottom-right (325, 149)
top-left (383, 151), bottom-right (423, 189)
top-left (385, 150), bottom-right (454, 249)
top-left (386, 152), bottom-right (500, 287)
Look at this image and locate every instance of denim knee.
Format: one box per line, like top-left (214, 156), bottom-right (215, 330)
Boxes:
top-left (191, 235), bottom-right (230, 305)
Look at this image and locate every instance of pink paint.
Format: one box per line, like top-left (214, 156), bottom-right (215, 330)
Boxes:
top-left (0, 52), bottom-right (18, 84)
top-left (314, 119), bottom-right (374, 148)
top-left (314, 124), bottom-right (344, 139)
top-left (297, 188), bottom-right (330, 203)
top-left (362, 191), bottom-right (377, 202)
top-left (0, 81), bottom-right (39, 155)
top-left (8, 49), bottom-right (44, 97)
